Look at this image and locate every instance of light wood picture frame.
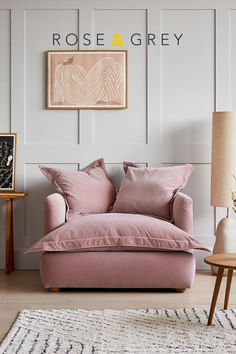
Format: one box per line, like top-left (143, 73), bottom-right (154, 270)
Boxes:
top-left (47, 50), bottom-right (128, 109)
top-left (0, 133), bottom-right (17, 191)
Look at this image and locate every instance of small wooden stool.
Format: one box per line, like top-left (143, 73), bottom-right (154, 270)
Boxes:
top-left (204, 253), bottom-right (236, 325)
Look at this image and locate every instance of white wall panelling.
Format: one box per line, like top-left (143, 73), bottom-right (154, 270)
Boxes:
top-left (79, 7), bottom-right (94, 145)
top-left (230, 10), bottom-right (236, 112)
top-left (1, 0), bottom-right (236, 270)
top-left (25, 10), bottom-right (79, 145)
top-left (161, 9), bottom-right (215, 146)
top-left (93, 9), bottom-right (147, 145)
top-left (0, 9), bottom-right (10, 264)
top-left (0, 10), bottom-right (10, 132)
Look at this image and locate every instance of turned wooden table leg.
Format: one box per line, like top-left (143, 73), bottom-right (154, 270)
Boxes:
top-left (5, 199), bottom-right (14, 274)
top-left (207, 266), bottom-right (224, 326)
top-left (224, 269), bottom-right (233, 310)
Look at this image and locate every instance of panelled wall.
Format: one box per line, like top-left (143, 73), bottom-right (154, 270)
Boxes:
top-left (0, 0), bottom-right (234, 269)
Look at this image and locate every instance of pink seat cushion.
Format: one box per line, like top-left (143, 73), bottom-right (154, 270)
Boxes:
top-left (39, 158), bottom-right (116, 221)
top-left (111, 164), bottom-right (194, 221)
top-left (26, 213), bottom-right (209, 253)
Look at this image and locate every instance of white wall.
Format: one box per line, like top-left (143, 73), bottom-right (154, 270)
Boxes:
top-left (0, 0), bottom-right (234, 270)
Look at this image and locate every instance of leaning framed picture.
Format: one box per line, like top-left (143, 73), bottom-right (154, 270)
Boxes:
top-left (46, 50), bottom-right (127, 109)
top-left (0, 133), bottom-right (17, 191)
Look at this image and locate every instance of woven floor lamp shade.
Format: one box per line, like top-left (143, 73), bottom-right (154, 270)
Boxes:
top-left (210, 112), bottom-right (236, 274)
top-left (211, 112), bottom-right (236, 208)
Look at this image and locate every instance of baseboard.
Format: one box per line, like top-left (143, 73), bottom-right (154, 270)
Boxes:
top-left (0, 249), bottom-right (40, 269)
top-left (0, 234), bottom-right (214, 270)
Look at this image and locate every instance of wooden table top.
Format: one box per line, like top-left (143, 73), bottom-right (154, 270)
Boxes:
top-left (0, 192), bottom-right (28, 199)
top-left (205, 253), bottom-right (236, 269)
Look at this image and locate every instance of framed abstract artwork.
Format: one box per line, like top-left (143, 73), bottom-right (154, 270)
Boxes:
top-left (0, 133), bottom-right (17, 191)
top-left (47, 50), bottom-right (127, 109)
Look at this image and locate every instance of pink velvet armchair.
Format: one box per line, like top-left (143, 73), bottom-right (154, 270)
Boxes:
top-left (39, 192), bottom-right (197, 291)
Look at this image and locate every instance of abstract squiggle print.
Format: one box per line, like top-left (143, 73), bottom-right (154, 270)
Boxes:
top-left (53, 56), bottom-right (123, 105)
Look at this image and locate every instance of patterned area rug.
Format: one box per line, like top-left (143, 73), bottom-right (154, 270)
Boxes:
top-left (0, 308), bottom-right (236, 353)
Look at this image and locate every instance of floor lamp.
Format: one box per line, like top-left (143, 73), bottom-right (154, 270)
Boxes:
top-left (210, 111), bottom-right (236, 274)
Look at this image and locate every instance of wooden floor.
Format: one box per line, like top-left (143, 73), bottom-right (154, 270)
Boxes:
top-left (0, 270), bottom-right (236, 342)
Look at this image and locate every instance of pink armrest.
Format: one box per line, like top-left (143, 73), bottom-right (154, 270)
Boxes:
top-left (44, 193), bottom-right (66, 235)
top-left (172, 192), bottom-right (193, 235)
top-left (44, 192), bottom-right (193, 236)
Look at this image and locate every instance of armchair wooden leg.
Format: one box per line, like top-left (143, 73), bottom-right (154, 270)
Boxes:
top-left (175, 288), bottom-right (186, 293)
top-left (48, 288), bottom-right (61, 292)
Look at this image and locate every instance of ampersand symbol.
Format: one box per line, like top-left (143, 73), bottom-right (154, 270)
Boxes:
top-left (112, 33), bottom-right (124, 46)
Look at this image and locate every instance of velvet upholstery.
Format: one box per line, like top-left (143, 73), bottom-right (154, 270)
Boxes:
top-left (111, 165), bottom-right (194, 220)
top-left (44, 193), bottom-right (66, 235)
top-left (27, 212), bottom-right (207, 253)
top-left (38, 192), bottom-right (199, 289)
top-left (172, 192), bottom-right (193, 235)
top-left (43, 192), bottom-right (194, 236)
top-left (40, 251), bottom-right (196, 289)
top-left (39, 158), bottom-right (115, 221)
top-left (123, 161), bottom-right (140, 174)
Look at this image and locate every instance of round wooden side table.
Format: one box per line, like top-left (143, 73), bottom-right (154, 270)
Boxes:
top-left (204, 253), bottom-right (236, 326)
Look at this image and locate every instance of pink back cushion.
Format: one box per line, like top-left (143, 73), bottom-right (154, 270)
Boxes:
top-left (26, 213), bottom-right (209, 253)
top-left (39, 158), bottom-right (116, 221)
top-left (112, 164), bottom-right (194, 220)
top-left (123, 161), bottom-right (140, 174)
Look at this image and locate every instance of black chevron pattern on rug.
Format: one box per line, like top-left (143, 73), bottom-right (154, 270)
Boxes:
top-left (0, 308), bottom-right (236, 353)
